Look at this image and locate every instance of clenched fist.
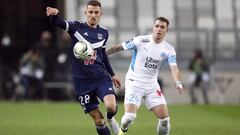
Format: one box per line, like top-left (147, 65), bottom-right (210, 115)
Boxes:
top-left (46, 7), bottom-right (59, 16)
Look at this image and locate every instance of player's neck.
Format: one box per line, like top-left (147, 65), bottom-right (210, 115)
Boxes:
top-left (151, 34), bottom-right (163, 44)
top-left (153, 37), bottom-right (163, 44)
top-left (86, 22), bottom-right (98, 28)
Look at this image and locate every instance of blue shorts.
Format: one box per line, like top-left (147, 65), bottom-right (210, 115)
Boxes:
top-left (73, 75), bottom-right (116, 113)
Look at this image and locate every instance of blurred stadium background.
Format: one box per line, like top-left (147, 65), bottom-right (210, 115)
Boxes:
top-left (0, 0), bottom-right (240, 104)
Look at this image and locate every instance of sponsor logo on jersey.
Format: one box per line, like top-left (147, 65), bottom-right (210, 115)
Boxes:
top-left (140, 39), bottom-right (150, 43)
top-left (83, 32), bottom-right (88, 36)
top-left (161, 53), bottom-right (167, 59)
top-left (144, 56), bottom-right (159, 69)
top-left (160, 52), bottom-right (167, 62)
top-left (108, 87), bottom-right (113, 91)
top-left (97, 33), bottom-right (103, 40)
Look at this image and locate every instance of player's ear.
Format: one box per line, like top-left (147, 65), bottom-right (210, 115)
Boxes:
top-left (166, 25), bottom-right (169, 32)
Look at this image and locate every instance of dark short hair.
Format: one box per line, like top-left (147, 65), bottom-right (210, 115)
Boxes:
top-left (155, 17), bottom-right (169, 27)
top-left (87, 0), bottom-right (101, 8)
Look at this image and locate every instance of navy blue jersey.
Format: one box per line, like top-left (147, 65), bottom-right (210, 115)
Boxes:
top-left (50, 16), bottom-right (114, 79)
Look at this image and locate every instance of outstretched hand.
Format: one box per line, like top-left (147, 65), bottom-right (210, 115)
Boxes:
top-left (46, 7), bottom-right (59, 16)
top-left (111, 75), bottom-right (121, 89)
top-left (176, 81), bottom-right (184, 94)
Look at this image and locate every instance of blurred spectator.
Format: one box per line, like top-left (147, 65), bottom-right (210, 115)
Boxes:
top-left (35, 30), bottom-right (57, 82)
top-left (0, 34), bottom-right (17, 99)
top-left (52, 32), bottom-right (73, 100)
top-left (54, 32), bottom-right (71, 82)
top-left (18, 47), bottom-right (45, 100)
top-left (188, 49), bottom-right (210, 104)
top-left (0, 65), bottom-right (17, 100)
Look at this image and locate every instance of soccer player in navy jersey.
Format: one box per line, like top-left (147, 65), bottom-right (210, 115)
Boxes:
top-left (46, 1), bottom-right (121, 135)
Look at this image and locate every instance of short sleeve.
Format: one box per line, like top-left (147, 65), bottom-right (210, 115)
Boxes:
top-left (121, 36), bottom-right (141, 50)
top-left (167, 46), bottom-right (177, 65)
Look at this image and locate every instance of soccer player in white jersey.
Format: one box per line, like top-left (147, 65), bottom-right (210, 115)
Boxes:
top-left (106, 17), bottom-right (184, 135)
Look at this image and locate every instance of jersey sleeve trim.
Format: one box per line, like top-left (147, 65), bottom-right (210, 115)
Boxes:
top-left (121, 41), bottom-right (136, 50)
top-left (102, 45), bottom-right (107, 48)
top-left (65, 21), bottom-right (69, 32)
top-left (169, 63), bottom-right (177, 66)
top-left (168, 55), bottom-right (177, 64)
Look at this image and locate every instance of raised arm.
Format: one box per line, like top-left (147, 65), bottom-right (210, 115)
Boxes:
top-left (46, 7), bottom-right (59, 16)
top-left (106, 44), bottom-right (124, 56)
top-left (45, 7), bottom-right (67, 31)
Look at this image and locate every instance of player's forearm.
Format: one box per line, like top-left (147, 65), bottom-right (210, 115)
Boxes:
top-left (46, 7), bottom-right (65, 29)
top-left (172, 70), bottom-right (181, 82)
top-left (171, 65), bottom-right (184, 93)
top-left (170, 65), bottom-right (182, 82)
top-left (106, 44), bottom-right (124, 55)
top-left (102, 49), bottom-right (115, 76)
top-left (50, 15), bottom-right (66, 30)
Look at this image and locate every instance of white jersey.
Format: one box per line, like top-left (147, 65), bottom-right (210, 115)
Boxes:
top-left (121, 34), bottom-right (177, 84)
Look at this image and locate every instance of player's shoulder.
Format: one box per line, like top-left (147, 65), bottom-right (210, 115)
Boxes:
top-left (98, 25), bottom-right (108, 31)
top-left (135, 34), bottom-right (151, 43)
top-left (97, 25), bottom-right (109, 34)
top-left (162, 40), bottom-right (175, 49)
top-left (67, 20), bottom-right (83, 23)
top-left (67, 20), bottom-right (84, 26)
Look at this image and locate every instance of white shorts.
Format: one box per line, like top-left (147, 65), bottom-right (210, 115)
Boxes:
top-left (124, 79), bottom-right (166, 110)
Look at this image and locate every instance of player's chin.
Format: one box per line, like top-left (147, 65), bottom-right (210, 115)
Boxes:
top-left (157, 33), bottom-right (163, 38)
top-left (89, 21), bottom-right (97, 26)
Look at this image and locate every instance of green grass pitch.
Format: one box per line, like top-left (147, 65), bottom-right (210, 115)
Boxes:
top-left (0, 102), bottom-right (239, 135)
